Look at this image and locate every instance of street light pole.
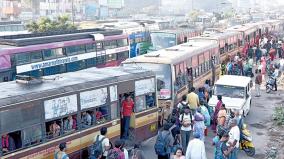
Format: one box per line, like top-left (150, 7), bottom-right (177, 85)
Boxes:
top-left (71, 0), bottom-right (75, 24)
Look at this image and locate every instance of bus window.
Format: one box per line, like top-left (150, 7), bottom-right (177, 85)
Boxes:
top-left (65, 45), bottom-right (86, 55)
top-left (81, 111), bottom-right (93, 128)
top-left (146, 93), bottom-right (155, 108)
top-left (22, 124), bottom-right (42, 146)
top-left (117, 39), bottom-right (128, 47)
top-left (135, 95), bottom-right (146, 112)
top-left (104, 40), bottom-right (117, 49)
top-left (46, 120), bottom-right (61, 139)
top-left (111, 102), bottom-right (119, 120)
top-left (30, 51), bottom-right (43, 62)
top-left (117, 51), bottom-right (129, 60)
top-left (94, 105), bottom-right (110, 124)
top-left (16, 53), bottom-right (30, 65)
top-left (43, 48), bottom-right (64, 60)
top-left (63, 115), bottom-right (77, 134)
top-left (96, 42), bottom-right (103, 51)
top-left (86, 43), bottom-right (96, 52)
top-left (106, 54), bottom-right (117, 62)
top-left (1, 131), bottom-right (21, 154)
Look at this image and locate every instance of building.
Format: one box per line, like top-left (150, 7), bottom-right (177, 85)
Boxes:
top-left (1, 0), bottom-right (21, 21)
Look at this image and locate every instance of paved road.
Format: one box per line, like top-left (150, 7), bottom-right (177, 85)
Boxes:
top-left (137, 81), bottom-right (284, 159)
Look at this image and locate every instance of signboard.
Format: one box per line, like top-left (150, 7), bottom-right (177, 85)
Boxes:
top-left (80, 87), bottom-right (108, 109)
top-left (107, 0), bottom-right (124, 8)
top-left (110, 85), bottom-right (118, 102)
top-left (159, 89), bottom-right (171, 99)
top-left (135, 78), bottom-right (155, 96)
top-left (44, 94), bottom-right (78, 120)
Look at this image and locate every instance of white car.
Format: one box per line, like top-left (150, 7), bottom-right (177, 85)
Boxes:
top-left (208, 75), bottom-right (252, 117)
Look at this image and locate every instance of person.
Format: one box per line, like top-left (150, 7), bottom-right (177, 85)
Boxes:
top-left (217, 104), bottom-right (227, 126)
top-left (63, 116), bottom-right (74, 132)
top-left (243, 60), bottom-right (250, 76)
top-left (203, 80), bottom-right (211, 102)
top-left (131, 143), bottom-right (145, 159)
top-left (221, 62), bottom-right (227, 75)
top-left (197, 87), bottom-right (206, 102)
top-left (255, 69), bottom-right (262, 97)
top-left (50, 121), bottom-right (61, 138)
top-left (227, 119), bottom-right (240, 159)
top-left (272, 66), bottom-right (280, 91)
top-left (179, 106), bottom-right (194, 152)
top-left (177, 95), bottom-right (188, 114)
top-left (120, 140), bottom-right (129, 159)
top-left (214, 132), bottom-right (235, 159)
top-left (248, 46), bottom-right (254, 59)
top-left (186, 87), bottom-right (199, 114)
top-left (54, 142), bottom-right (69, 159)
top-left (233, 110), bottom-right (243, 130)
top-left (92, 127), bottom-right (110, 159)
top-left (107, 139), bottom-right (125, 159)
top-left (255, 46), bottom-right (262, 64)
top-left (227, 61), bottom-right (233, 75)
top-left (193, 108), bottom-right (206, 141)
top-left (173, 147), bottom-right (185, 159)
top-left (1, 134), bottom-right (16, 153)
top-left (82, 111), bottom-right (92, 127)
top-left (260, 55), bottom-right (267, 79)
top-left (280, 57), bottom-right (284, 72)
top-left (121, 94), bottom-right (134, 139)
top-left (212, 95), bottom-right (222, 131)
top-left (154, 123), bottom-right (174, 159)
top-left (185, 132), bottom-right (207, 159)
top-left (200, 100), bottom-right (211, 136)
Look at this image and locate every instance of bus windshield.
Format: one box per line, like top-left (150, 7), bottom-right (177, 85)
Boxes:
top-left (150, 32), bottom-right (177, 51)
top-left (123, 63), bottom-right (172, 99)
top-left (214, 85), bottom-right (245, 98)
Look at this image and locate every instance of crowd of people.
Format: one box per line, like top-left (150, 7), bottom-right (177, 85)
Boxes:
top-left (153, 83), bottom-right (245, 159)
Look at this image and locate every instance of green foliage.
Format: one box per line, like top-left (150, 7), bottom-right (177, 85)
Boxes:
top-left (26, 15), bottom-right (77, 33)
top-left (273, 105), bottom-right (284, 125)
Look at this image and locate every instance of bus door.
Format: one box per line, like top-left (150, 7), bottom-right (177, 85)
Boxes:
top-left (117, 81), bottom-right (135, 140)
top-left (186, 67), bottom-right (193, 90)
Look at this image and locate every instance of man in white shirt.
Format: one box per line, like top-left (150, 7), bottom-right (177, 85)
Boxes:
top-left (272, 67), bottom-right (280, 91)
top-left (179, 106), bottom-right (194, 152)
top-left (93, 127), bottom-right (110, 159)
top-left (186, 132), bottom-right (207, 159)
top-left (228, 119), bottom-right (240, 159)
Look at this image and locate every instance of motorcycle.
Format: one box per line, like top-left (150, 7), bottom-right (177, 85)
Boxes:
top-left (240, 124), bottom-right (255, 157)
top-left (266, 76), bottom-right (276, 93)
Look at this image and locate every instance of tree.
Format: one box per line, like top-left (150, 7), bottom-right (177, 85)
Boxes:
top-left (26, 15), bottom-right (77, 33)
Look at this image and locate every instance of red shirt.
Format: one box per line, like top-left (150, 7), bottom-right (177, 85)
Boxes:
top-left (122, 99), bottom-right (134, 116)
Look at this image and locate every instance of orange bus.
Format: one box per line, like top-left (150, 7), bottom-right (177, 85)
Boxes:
top-left (0, 67), bottom-right (158, 159)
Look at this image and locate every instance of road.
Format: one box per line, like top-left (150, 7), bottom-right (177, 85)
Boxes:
top-left (137, 79), bottom-right (284, 159)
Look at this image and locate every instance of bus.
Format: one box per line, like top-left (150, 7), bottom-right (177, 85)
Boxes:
top-left (191, 31), bottom-right (243, 63)
top-left (0, 66), bottom-right (158, 159)
top-left (101, 21), bottom-right (159, 58)
top-left (123, 39), bottom-right (219, 125)
top-left (226, 23), bottom-right (260, 54)
top-left (0, 28), bottom-right (129, 82)
top-left (149, 29), bottom-right (202, 51)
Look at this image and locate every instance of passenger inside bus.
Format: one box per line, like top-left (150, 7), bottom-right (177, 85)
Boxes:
top-left (146, 93), bottom-right (155, 108)
top-left (63, 115), bottom-right (77, 133)
top-left (81, 111), bottom-right (92, 128)
top-left (48, 121), bottom-right (61, 138)
top-left (1, 133), bottom-right (16, 153)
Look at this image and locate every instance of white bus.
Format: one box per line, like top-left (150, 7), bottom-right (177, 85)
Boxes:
top-left (123, 39), bottom-right (220, 124)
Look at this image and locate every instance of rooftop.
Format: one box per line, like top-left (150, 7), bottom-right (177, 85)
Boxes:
top-left (0, 66), bottom-right (154, 107)
top-left (215, 75), bottom-right (251, 87)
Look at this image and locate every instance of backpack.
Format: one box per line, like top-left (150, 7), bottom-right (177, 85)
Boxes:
top-left (180, 111), bottom-right (193, 129)
top-left (154, 131), bottom-right (171, 156)
top-left (89, 135), bottom-right (105, 158)
top-left (179, 102), bottom-right (188, 114)
top-left (107, 148), bottom-right (122, 159)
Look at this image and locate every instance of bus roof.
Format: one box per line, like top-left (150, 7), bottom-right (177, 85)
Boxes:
top-left (226, 23), bottom-right (258, 34)
top-left (0, 67), bottom-right (154, 107)
top-left (193, 31), bottom-right (240, 41)
top-left (0, 28), bottom-right (122, 47)
top-left (215, 75), bottom-right (251, 87)
top-left (123, 39), bottom-right (218, 65)
top-left (151, 28), bottom-right (200, 34)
